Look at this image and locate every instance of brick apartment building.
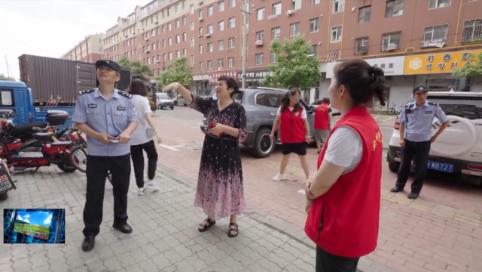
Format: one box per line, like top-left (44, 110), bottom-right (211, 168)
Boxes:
top-left (82, 0), bottom-right (482, 107)
top-left (62, 34), bottom-right (104, 64)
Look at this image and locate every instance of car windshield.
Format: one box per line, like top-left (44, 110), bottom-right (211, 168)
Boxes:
top-left (409, 95), bottom-right (482, 120)
top-left (157, 93), bottom-right (168, 99)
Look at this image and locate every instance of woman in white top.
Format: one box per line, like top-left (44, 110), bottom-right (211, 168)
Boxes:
top-left (127, 80), bottom-right (162, 196)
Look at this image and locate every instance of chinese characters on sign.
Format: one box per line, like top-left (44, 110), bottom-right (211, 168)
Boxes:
top-left (237, 70), bottom-right (274, 82)
top-left (404, 49), bottom-right (482, 75)
top-left (208, 71), bottom-right (238, 84)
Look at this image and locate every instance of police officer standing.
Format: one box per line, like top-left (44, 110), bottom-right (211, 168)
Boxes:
top-left (390, 86), bottom-right (449, 199)
top-left (72, 60), bottom-right (138, 252)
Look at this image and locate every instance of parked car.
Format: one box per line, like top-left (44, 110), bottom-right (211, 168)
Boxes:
top-left (156, 93), bottom-right (174, 110)
top-left (386, 91), bottom-right (482, 182)
top-left (200, 87), bottom-right (315, 158)
top-left (309, 99), bottom-right (340, 116)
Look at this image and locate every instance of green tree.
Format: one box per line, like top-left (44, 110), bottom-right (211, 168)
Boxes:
top-left (260, 35), bottom-right (320, 91)
top-left (117, 56), bottom-right (153, 77)
top-left (452, 52), bottom-right (482, 77)
top-left (157, 57), bottom-right (193, 87)
top-left (0, 75), bottom-right (15, 81)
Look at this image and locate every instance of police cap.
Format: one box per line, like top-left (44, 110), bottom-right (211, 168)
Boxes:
top-left (95, 60), bottom-right (121, 73)
top-left (413, 86), bottom-right (428, 95)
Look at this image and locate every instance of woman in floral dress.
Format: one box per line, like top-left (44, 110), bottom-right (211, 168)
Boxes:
top-left (163, 75), bottom-right (247, 237)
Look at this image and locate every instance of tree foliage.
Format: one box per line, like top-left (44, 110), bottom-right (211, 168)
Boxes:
top-left (0, 76), bottom-right (15, 81)
top-left (452, 52), bottom-right (482, 77)
top-left (260, 35), bottom-right (320, 91)
top-left (117, 56), bottom-right (153, 77)
top-left (156, 57), bottom-right (193, 87)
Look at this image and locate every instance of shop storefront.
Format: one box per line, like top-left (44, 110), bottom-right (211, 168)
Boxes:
top-left (192, 74), bottom-right (209, 96)
top-left (236, 69), bottom-right (273, 88)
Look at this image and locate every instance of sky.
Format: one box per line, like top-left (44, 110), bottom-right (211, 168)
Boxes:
top-left (0, 0), bottom-right (147, 80)
top-left (16, 210), bottom-right (53, 227)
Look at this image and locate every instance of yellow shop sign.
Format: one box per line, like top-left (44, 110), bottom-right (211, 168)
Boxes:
top-left (404, 49), bottom-right (482, 75)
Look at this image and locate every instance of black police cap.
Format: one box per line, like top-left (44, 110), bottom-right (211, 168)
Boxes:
top-left (412, 86), bottom-right (428, 95)
top-left (95, 60), bottom-right (121, 73)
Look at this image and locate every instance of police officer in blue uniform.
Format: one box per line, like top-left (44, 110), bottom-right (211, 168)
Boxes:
top-left (390, 86), bottom-right (449, 199)
top-left (72, 60), bottom-right (138, 252)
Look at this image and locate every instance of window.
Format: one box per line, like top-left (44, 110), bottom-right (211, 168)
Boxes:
top-left (208, 43), bottom-right (213, 52)
top-left (386, 0), bottom-right (404, 17)
top-left (153, 43), bottom-right (156, 50)
top-left (270, 52), bottom-right (277, 63)
top-left (218, 21), bottom-right (225, 31)
top-left (256, 31), bottom-right (264, 42)
top-left (255, 53), bottom-right (264, 65)
top-left (176, 35), bottom-right (181, 43)
top-left (191, 55), bottom-right (194, 65)
top-left (355, 37), bottom-right (369, 54)
top-left (359, 6), bottom-right (371, 23)
top-left (208, 24), bottom-right (213, 34)
top-left (199, 27), bottom-right (203, 36)
top-left (148, 58), bottom-right (151, 65)
top-left (290, 23), bottom-right (300, 37)
top-left (422, 24), bottom-right (448, 47)
top-left (163, 39), bottom-right (166, 47)
top-left (199, 10), bottom-right (203, 18)
top-left (169, 52), bottom-right (173, 60)
top-left (199, 62), bottom-right (203, 71)
top-left (163, 25), bottom-right (166, 32)
top-left (312, 0), bottom-right (320, 4)
top-left (0, 90), bottom-right (13, 106)
top-left (429, 0), bottom-right (450, 9)
top-left (333, 0), bottom-right (344, 13)
top-left (157, 41), bottom-right (160, 48)
top-left (218, 59), bottom-right (224, 68)
top-left (331, 26), bottom-right (342, 42)
top-left (310, 45), bottom-right (317, 55)
top-left (183, 16), bottom-right (187, 25)
top-left (257, 8), bottom-right (265, 20)
top-left (183, 48), bottom-right (187, 56)
top-left (175, 4), bottom-right (179, 12)
top-left (200, 45), bottom-right (203, 54)
top-left (382, 32), bottom-right (401, 51)
top-left (168, 23), bottom-right (172, 30)
top-left (219, 1), bottom-right (224, 12)
top-left (228, 37), bottom-right (235, 48)
top-left (208, 60), bottom-right (213, 70)
top-left (167, 7), bottom-right (171, 16)
top-left (462, 19), bottom-right (482, 43)
top-left (176, 51), bottom-right (181, 58)
top-left (183, 33), bottom-right (187, 41)
top-left (291, 0), bottom-right (301, 10)
top-left (208, 6), bottom-right (213, 16)
top-left (272, 27), bottom-right (280, 40)
top-left (228, 0), bottom-right (235, 8)
top-left (182, 0), bottom-right (185, 9)
top-left (191, 38), bottom-right (195, 47)
top-left (273, 3), bottom-right (282, 15)
top-left (176, 20), bottom-right (180, 28)
top-left (190, 22), bottom-right (194, 31)
top-left (163, 54), bottom-right (166, 61)
top-left (228, 57), bottom-right (234, 67)
top-left (229, 17), bottom-right (235, 28)
top-left (218, 40), bottom-right (224, 50)
top-left (310, 18), bottom-right (319, 32)
top-left (255, 93), bottom-right (283, 108)
top-left (190, 4), bottom-right (194, 14)
top-left (168, 38), bottom-right (172, 45)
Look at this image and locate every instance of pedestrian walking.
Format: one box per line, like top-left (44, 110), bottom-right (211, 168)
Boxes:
top-left (72, 60), bottom-right (138, 252)
top-left (163, 75), bottom-right (247, 238)
top-left (390, 86), bottom-right (449, 199)
top-left (270, 89), bottom-right (311, 182)
top-left (304, 60), bottom-right (385, 272)
top-left (127, 79), bottom-right (162, 196)
top-left (314, 97), bottom-right (331, 154)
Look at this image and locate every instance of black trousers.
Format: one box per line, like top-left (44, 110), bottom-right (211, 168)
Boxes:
top-left (83, 154), bottom-right (131, 237)
top-left (130, 140), bottom-right (158, 188)
top-left (396, 139), bottom-right (431, 194)
top-left (316, 246), bottom-right (359, 272)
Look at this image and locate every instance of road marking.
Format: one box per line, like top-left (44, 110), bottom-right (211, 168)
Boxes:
top-left (380, 117), bottom-right (395, 122)
top-left (159, 144), bottom-right (181, 151)
top-left (373, 116), bottom-right (382, 120)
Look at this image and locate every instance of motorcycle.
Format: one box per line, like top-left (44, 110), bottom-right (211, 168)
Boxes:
top-left (0, 159), bottom-right (18, 201)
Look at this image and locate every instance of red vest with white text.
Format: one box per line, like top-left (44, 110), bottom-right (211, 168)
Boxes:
top-left (279, 106), bottom-right (305, 143)
top-left (314, 104), bottom-right (330, 130)
top-left (304, 106), bottom-right (382, 258)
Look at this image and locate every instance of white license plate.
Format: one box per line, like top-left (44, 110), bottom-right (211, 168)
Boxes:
top-left (427, 161), bottom-right (454, 173)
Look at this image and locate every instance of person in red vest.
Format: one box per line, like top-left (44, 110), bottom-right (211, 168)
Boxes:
top-left (314, 98), bottom-right (332, 154)
top-left (270, 89), bottom-right (311, 182)
top-left (304, 59), bottom-right (385, 272)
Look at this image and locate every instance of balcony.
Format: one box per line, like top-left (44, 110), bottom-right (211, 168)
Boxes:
top-left (255, 40), bottom-right (264, 47)
top-left (268, 14), bottom-right (278, 20)
top-left (421, 39), bottom-right (446, 48)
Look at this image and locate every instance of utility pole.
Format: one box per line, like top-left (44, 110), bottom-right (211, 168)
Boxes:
top-left (241, 0), bottom-right (249, 89)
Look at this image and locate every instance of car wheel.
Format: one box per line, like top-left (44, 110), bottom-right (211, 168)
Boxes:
top-left (252, 128), bottom-right (275, 158)
top-left (170, 106), bottom-right (174, 110)
top-left (388, 162), bottom-right (400, 173)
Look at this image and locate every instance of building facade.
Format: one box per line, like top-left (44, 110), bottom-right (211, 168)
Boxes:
top-left (62, 34), bottom-right (103, 63)
top-left (76, 0), bottom-right (482, 105)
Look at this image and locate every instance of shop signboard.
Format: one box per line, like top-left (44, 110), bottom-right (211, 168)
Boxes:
top-left (208, 71), bottom-right (238, 84)
top-left (326, 56), bottom-right (405, 78)
top-left (404, 49), bottom-right (482, 75)
top-left (193, 74), bottom-right (209, 81)
top-left (236, 69), bottom-right (274, 82)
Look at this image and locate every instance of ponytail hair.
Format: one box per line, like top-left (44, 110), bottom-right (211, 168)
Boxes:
top-left (280, 88), bottom-right (301, 113)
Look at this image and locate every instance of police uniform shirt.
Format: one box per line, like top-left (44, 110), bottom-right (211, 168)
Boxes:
top-left (72, 88), bottom-right (138, 156)
top-left (397, 101), bottom-right (448, 142)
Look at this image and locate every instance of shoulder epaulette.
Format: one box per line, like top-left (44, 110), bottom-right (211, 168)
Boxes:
top-left (118, 91), bottom-right (133, 99)
top-left (428, 101), bottom-right (438, 106)
top-left (78, 89), bottom-right (95, 95)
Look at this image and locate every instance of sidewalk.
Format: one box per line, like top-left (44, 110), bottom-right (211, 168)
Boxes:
top-left (0, 167), bottom-right (318, 272)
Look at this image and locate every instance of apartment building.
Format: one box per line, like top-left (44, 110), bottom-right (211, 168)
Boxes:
top-left (98, 0), bottom-right (482, 106)
top-left (62, 34), bottom-right (103, 63)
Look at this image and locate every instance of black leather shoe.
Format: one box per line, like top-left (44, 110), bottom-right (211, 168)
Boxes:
top-left (408, 193), bottom-right (419, 199)
top-left (112, 223), bottom-right (133, 234)
top-left (81, 236), bottom-right (95, 252)
top-left (390, 186), bottom-right (403, 193)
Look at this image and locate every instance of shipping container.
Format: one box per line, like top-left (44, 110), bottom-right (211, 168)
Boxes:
top-left (18, 54), bottom-right (131, 106)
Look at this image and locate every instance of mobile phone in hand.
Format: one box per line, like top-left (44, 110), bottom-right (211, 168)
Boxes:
top-left (109, 137), bottom-right (120, 143)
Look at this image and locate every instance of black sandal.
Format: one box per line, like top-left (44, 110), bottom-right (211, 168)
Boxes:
top-left (228, 223), bottom-right (239, 238)
top-left (198, 218), bottom-right (216, 232)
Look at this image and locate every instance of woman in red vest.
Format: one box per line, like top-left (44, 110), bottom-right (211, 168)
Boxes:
top-left (304, 60), bottom-right (385, 272)
top-left (270, 89), bottom-right (311, 182)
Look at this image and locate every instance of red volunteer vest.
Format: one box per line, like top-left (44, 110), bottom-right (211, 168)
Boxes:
top-left (304, 106), bottom-right (382, 258)
top-left (279, 105), bottom-right (305, 143)
top-left (314, 104), bottom-right (330, 130)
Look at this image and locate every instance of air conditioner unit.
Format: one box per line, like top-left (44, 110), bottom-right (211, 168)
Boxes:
top-left (199, 17), bottom-right (204, 22)
top-left (155, 20), bottom-right (158, 24)
top-left (199, 34), bottom-right (203, 37)
top-left (146, 49), bottom-right (150, 53)
top-left (387, 43), bottom-right (397, 50)
top-left (255, 40), bottom-right (263, 46)
top-left (268, 14), bottom-right (278, 20)
top-left (287, 10), bottom-right (294, 16)
top-left (145, 37), bottom-right (149, 41)
top-left (206, 33), bottom-right (211, 37)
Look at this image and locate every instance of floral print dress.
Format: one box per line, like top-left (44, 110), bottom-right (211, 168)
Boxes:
top-left (190, 94), bottom-right (248, 220)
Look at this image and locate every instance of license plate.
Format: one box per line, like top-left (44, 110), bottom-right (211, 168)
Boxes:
top-left (427, 161), bottom-right (454, 173)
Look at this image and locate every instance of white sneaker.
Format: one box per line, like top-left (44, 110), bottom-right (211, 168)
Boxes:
top-left (138, 188), bottom-right (145, 196)
top-left (273, 173), bottom-right (287, 181)
top-left (146, 181), bottom-right (159, 191)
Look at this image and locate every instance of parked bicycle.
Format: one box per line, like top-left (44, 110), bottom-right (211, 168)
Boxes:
top-left (386, 103), bottom-right (399, 115)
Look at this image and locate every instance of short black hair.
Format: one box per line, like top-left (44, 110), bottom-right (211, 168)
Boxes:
top-left (217, 75), bottom-right (239, 98)
top-left (321, 97), bottom-right (330, 104)
top-left (127, 79), bottom-right (148, 96)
